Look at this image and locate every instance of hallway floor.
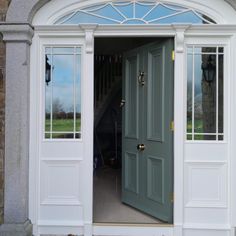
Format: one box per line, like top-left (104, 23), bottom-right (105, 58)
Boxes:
top-left (93, 167), bottom-right (161, 224)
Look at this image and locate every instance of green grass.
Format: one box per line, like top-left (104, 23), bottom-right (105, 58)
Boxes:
top-left (45, 118), bottom-right (81, 132)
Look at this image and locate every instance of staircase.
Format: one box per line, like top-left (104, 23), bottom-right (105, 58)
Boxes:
top-left (94, 54), bottom-right (122, 127)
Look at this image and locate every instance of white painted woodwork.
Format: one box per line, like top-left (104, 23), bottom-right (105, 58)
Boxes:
top-left (29, 0), bottom-right (236, 236)
top-left (30, 36), bottom-right (90, 235)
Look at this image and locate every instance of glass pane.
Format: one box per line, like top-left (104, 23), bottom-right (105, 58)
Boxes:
top-left (144, 5), bottom-right (177, 21)
top-left (45, 47), bottom-right (52, 54)
top-left (194, 54), bottom-right (204, 133)
top-left (56, 2), bottom-right (216, 25)
top-left (186, 46), bottom-right (224, 141)
top-left (195, 134), bottom-right (216, 140)
top-left (135, 3), bottom-right (154, 18)
top-left (53, 47), bottom-right (74, 54)
top-left (152, 11), bottom-right (204, 24)
top-left (76, 54), bottom-right (82, 132)
top-left (195, 47), bottom-right (216, 54)
top-left (187, 134), bottom-right (192, 140)
top-left (52, 133), bottom-right (74, 139)
top-left (187, 47), bottom-right (193, 54)
top-left (194, 134), bottom-right (205, 140)
top-left (200, 53), bottom-right (217, 136)
top-left (218, 54), bottom-right (224, 134)
top-left (45, 54), bottom-right (52, 132)
top-left (202, 15), bottom-right (216, 24)
top-left (55, 13), bottom-right (74, 24)
top-left (44, 47), bottom-right (82, 139)
top-left (52, 54), bottom-right (74, 133)
top-left (218, 47), bottom-right (224, 53)
top-left (69, 11), bottom-right (118, 24)
top-left (75, 133), bottom-right (81, 139)
top-left (125, 19), bottom-right (146, 24)
top-left (76, 47), bottom-right (82, 54)
top-left (202, 47), bottom-right (217, 53)
top-left (187, 54), bottom-right (193, 133)
top-left (115, 3), bottom-right (133, 18)
top-left (91, 4), bottom-right (125, 21)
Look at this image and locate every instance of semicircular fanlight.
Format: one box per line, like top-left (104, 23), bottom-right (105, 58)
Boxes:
top-left (55, 1), bottom-right (216, 25)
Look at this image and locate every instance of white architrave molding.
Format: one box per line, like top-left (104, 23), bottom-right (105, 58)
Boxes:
top-left (34, 24), bottom-right (236, 36)
top-left (79, 24), bottom-right (98, 53)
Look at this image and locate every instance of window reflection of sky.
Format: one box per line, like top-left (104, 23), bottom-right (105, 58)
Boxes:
top-left (45, 54), bottom-right (81, 113)
top-left (144, 5), bottom-right (177, 21)
top-left (55, 2), bottom-right (215, 25)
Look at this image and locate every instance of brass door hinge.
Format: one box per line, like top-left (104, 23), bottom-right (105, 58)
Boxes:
top-left (170, 192), bottom-right (174, 203)
top-left (172, 50), bottom-right (175, 61)
top-left (170, 121), bottom-right (174, 131)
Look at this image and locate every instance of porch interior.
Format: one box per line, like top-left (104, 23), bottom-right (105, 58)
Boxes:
top-left (93, 37), bottom-right (165, 224)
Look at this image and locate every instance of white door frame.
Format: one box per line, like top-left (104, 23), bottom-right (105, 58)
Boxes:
top-left (30, 24), bottom-right (235, 236)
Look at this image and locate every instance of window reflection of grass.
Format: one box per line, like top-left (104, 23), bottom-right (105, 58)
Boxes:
top-left (194, 135), bottom-right (204, 140)
top-left (187, 120), bottom-right (192, 133)
top-left (187, 134), bottom-right (192, 140)
top-left (187, 119), bottom-right (219, 140)
top-left (187, 118), bottom-right (204, 140)
top-left (194, 120), bottom-right (203, 133)
top-left (187, 119), bottom-right (203, 133)
top-left (52, 119), bottom-right (74, 132)
top-left (45, 118), bottom-right (81, 132)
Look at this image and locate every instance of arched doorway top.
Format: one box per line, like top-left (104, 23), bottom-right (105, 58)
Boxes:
top-left (6, 0), bottom-right (236, 25)
top-left (53, 1), bottom-right (216, 25)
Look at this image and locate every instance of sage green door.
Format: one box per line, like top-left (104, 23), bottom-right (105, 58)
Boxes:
top-left (122, 39), bottom-right (174, 223)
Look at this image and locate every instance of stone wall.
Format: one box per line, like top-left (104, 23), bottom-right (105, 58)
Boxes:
top-left (0, 0), bottom-right (10, 224)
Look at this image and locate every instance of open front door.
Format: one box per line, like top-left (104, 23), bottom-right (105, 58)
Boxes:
top-left (122, 39), bottom-right (174, 223)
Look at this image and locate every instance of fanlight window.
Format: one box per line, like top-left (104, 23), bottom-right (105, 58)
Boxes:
top-left (55, 1), bottom-right (216, 25)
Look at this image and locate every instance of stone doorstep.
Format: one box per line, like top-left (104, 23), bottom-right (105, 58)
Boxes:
top-left (0, 220), bottom-right (32, 236)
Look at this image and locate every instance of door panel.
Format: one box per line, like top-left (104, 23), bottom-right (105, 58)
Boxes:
top-left (122, 39), bottom-right (174, 223)
top-left (125, 152), bottom-right (139, 194)
top-left (147, 48), bottom-right (164, 142)
top-left (125, 55), bottom-right (139, 139)
top-left (147, 156), bottom-right (164, 204)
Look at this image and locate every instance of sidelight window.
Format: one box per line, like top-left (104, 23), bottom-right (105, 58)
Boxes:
top-left (44, 47), bottom-right (82, 139)
top-left (187, 46), bottom-right (224, 141)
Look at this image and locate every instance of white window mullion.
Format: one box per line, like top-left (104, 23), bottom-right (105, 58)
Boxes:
top-left (73, 47), bottom-right (77, 139)
top-left (50, 47), bottom-right (53, 139)
top-left (192, 46), bottom-right (195, 140)
top-left (216, 47), bottom-right (219, 140)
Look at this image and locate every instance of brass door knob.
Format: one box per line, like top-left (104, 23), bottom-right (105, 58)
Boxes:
top-left (137, 144), bottom-right (146, 151)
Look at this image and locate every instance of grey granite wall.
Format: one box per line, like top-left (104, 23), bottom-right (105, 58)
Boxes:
top-left (0, 0), bottom-right (10, 224)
